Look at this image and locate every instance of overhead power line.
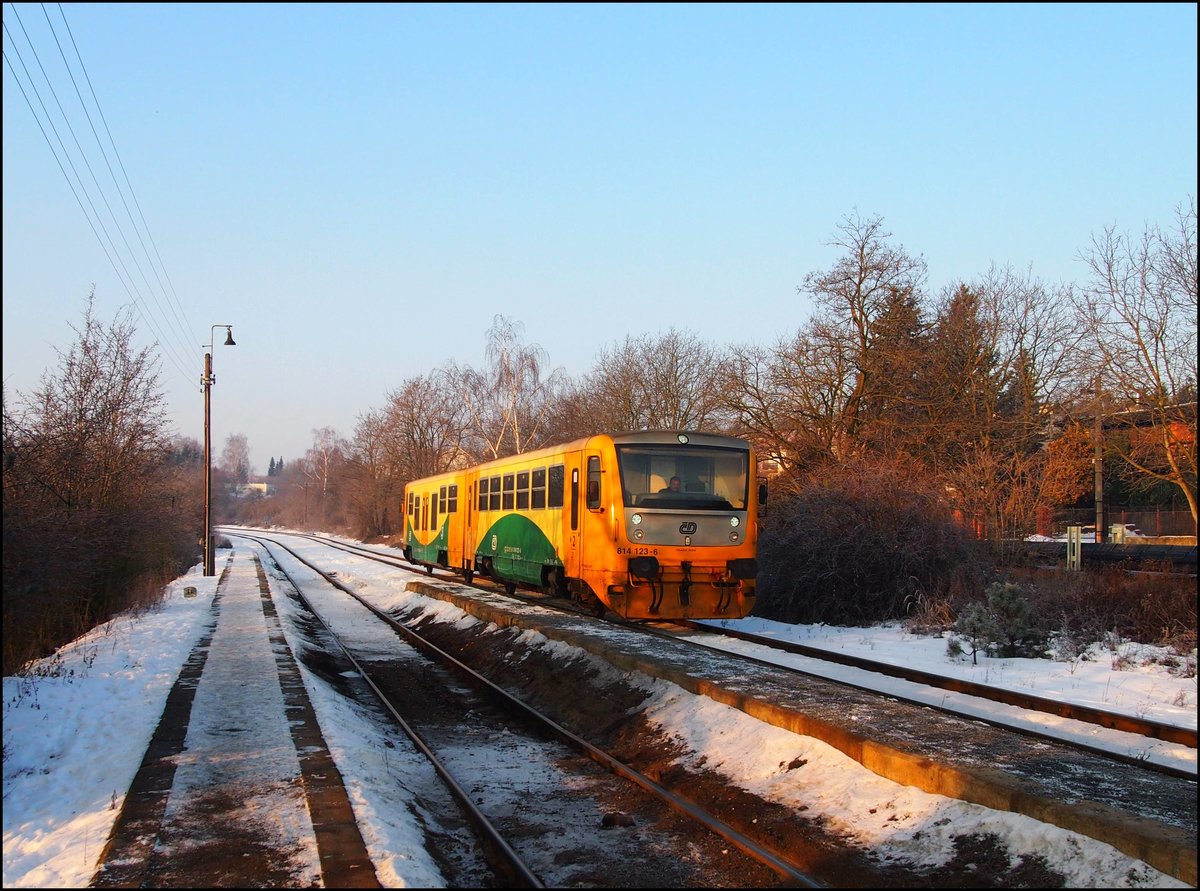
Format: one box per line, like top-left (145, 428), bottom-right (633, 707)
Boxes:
top-left (3, 3), bottom-right (200, 387)
top-left (55, 3), bottom-right (195, 348)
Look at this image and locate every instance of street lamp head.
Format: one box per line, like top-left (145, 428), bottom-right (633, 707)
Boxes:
top-left (207, 324), bottom-right (236, 351)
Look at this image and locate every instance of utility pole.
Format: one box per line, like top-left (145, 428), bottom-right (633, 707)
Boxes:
top-left (203, 325), bottom-right (236, 576)
top-left (1093, 375), bottom-right (1104, 543)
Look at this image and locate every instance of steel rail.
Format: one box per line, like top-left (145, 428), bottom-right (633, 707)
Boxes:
top-left (226, 532), bottom-right (544, 888)
top-left (242, 528), bottom-right (1196, 761)
top-left (230, 528), bottom-right (824, 888)
top-left (672, 619), bottom-right (1198, 751)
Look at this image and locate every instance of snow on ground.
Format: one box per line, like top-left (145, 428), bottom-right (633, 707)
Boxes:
top-left (3, 532), bottom-right (1195, 888)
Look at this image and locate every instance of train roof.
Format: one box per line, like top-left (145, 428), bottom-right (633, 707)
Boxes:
top-left (468, 430), bottom-right (751, 473)
top-left (607, 429), bottom-right (752, 449)
top-left (404, 432), bottom-right (753, 487)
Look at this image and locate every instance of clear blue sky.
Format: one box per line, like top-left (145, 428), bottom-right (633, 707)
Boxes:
top-left (4, 3), bottom-right (1196, 474)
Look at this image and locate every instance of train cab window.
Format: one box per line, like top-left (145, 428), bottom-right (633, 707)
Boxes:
top-left (586, 456), bottom-right (602, 510)
top-left (447, 484), bottom-right (458, 513)
top-left (502, 474), bottom-right (515, 510)
top-left (531, 467), bottom-right (547, 509)
top-left (489, 476), bottom-right (502, 511)
top-left (548, 464), bottom-right (565, 508)
top-left (516, 471), bottom-right (530, 510)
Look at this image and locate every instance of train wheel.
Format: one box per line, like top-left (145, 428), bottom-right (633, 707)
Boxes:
top-left (543, 567), bottom-right (564, 598)
top-left (504, 581), bottom-right (517, 596)
top-left (425, 564), bottom-right (433, 575)
top-left (570, 580), bottom-right (607, 617)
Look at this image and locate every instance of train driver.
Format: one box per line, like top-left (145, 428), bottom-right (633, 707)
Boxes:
top-left (659, 476), bottom-right (682, 494)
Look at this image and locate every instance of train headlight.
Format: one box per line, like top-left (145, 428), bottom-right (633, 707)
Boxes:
top-left (729, 531), bottom-right (740, 542)
top-left (631, 513), bottom-right (643, 525)
top-left (729, 516), bottom-right (740, 527)
top-left (633, 528), bottom-right (644, 540)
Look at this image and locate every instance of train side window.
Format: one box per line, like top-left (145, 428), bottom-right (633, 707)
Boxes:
top-left (431, 492), bottom-right (439, 529)
top-left (548, 464), bottom-right (564, 508)
top-left (490, 475), bottom-right (502, 511)
top-left (478, 477), bottom-right (489, 511)
top-left (531, 467), bottom-right (546, 509)
top-left (586, 456), bottom-right (601, 510)
top-left (447, 484), bottom-right (458, 513)
top-left (516, 471), bottom-right (530, 510)
top-left (502, 474), bottom-right (515, 510)
top-left (422, 495), bottom-right (428, 531)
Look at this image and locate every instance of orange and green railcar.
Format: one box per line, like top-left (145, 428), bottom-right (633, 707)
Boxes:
top-left (402, 430), bottom-right (759, 620)
top-left (402, 469), bottom-right (469, 575)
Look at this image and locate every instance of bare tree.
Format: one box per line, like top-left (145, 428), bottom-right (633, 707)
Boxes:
top-left (541, 375), bottom-right (607, 443)
top-left (450, 315), bottom-right (564, 459)
top-left (732, 213), bottom-right (930, 477)
top-left (219, 433), bottom-right (251, 486)
top-left (979, 265), bottom-right (1085, 431)
top-left (304, 426), bottom-right (346, 527)
top-left (343, 409), bottom-right (399, 538)
top-left (1076, 198), bottom-right (1198, 527)
top-left (3, 294), bottom-right (191, 673)
top-left (580, 328), bottom-right (733, 433)
top-left (799, 212), bottom-right (928, 460)
top-left (724, 330), bottom-right (855, 480)
top-left (338, 372), bottom-right (474, 537)
top-left (380, 371), bottom-right (472, 477)
top-left (720, 342), bottom-right (797, 474)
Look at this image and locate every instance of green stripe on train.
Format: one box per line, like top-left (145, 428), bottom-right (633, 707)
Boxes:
top-left (476, 514), bottom-right (563, 586)
top-left (405, 520), bottom-right (446, 563)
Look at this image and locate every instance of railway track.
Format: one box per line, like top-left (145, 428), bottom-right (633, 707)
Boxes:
top-left (1020, 540), bottom-right (1197, 571)
top-left (220, 527), bottom-right (1198, 886)
top-left (243, 528), bottom-right (1196, 764)
top-left (234, 530), bottom-right (824, 887)
top-left (668, 622), bottom-right (1198, 754)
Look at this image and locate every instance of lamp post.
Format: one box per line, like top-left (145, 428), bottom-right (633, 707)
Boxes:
top-left (203, 324), bottom-right (236, 576)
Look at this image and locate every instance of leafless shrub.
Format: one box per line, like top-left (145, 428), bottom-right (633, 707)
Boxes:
top-left (3, 296), bottom-right (195, 675)
top-left (755, 457), bottom-right (987, 625)
top-left (999, 563), bottom-right (1196, 651)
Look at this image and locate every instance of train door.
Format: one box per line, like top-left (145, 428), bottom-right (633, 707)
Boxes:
top-left (464, 476), bottom-right (476, 577)
top-left (559, 456), bottom-right (578, 576)
top-left (579, 450), bottom-right (604, 573)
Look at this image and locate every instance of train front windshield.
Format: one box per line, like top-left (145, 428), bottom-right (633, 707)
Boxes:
top-left (616, 445), bottom-right (749, 510)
